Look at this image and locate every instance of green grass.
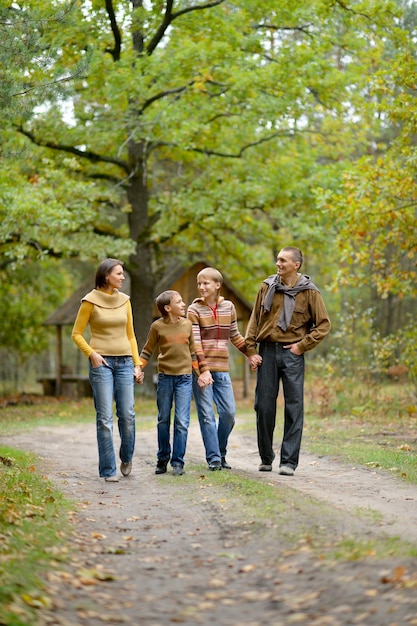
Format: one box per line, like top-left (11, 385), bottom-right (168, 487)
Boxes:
top-left (166, 462), bottom-right (417, 562)
top-left (0, 447), bottom-right (72, 626)
top-left (0, 396), bottom-right (158, 434)
top-left (303, 378), bottom-right (417, 484)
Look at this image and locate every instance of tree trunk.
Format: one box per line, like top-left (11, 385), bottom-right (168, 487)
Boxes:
top-left (126, 139), bottom-right (155, 395)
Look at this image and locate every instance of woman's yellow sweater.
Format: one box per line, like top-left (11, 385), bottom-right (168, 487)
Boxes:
top-left (71, 289), bottom-right (140, 365)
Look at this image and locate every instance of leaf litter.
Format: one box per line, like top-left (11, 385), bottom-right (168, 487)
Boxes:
top-left (2, 421), bottom-right (417, 625)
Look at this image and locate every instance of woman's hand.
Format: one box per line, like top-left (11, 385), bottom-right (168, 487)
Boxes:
top-left (89, 352), bottom-right (109, 368)
top-left (134, 366), bottom-right (144, 384)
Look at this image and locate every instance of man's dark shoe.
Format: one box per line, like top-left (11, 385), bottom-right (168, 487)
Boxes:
top-left (208, 461), bottom-right (222, 471)
top-left (279, 465), bottom-right (295, 476)
top-left (259, 463), bottom-right (272, 472)
top-left (221, 457), bottom-right (232, 470)
top-left (172, 465), bottom-right (185, 476)
top-left (155, 460), bottom-right (168, 475)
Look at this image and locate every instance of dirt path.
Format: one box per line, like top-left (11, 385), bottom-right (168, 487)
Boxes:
top-left (3, 420), bottom-right (417, 626)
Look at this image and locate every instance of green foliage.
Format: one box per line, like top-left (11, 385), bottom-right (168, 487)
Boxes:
top-left (0, 1), bottom-right (85, 132)
top-left (316, 3), bottom-right (417, 300)
top-left (0, 260), bottom-right (71, 361)
top-left (1, 0), bottom-right (416, 375)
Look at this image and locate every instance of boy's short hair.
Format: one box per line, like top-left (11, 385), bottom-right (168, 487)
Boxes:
top-left (197, 267), bottom-right (223, 285)
top-left (155, 290), bottom-right (178, 317)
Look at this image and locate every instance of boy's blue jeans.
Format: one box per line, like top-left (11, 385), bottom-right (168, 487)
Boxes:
top-left (156, 373), bottom-right (192, 467)
top-left (89, 356), bottom-right (136, 478)
top-left (255, 342), bottom-right (305, 468)
top-left (192, 371), bottom-right (236, 464)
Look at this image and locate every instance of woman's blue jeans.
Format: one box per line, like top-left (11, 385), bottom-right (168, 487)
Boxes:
top-left (156, 374), bottom-right (192, 468)
top-left (255, 342), bottom-right (305, 469)
top-left (192, 371), bottom-right (236, 463)
top-left (89, 356), bottom-right (136, 478)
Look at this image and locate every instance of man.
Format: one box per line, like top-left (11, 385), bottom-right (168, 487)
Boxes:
top-left (245, 246), bottom-right (330, 475)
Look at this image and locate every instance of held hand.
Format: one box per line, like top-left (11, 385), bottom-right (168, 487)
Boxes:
top-left (249, 354), bottom-right (262, 370)
top-left (284, 343), bottom-right (302, 355)
top-left (134, 366), bottom-right (144, 384)
top-left (89, 352), bottom-right (109, 368)
top-left (198, 371), bottom-right (213, 388)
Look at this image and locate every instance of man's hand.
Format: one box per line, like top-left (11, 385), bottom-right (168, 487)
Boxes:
top-left (284, 343), bottom-right (302, 355)
top-left (249, 354), bottom-right (262, 370)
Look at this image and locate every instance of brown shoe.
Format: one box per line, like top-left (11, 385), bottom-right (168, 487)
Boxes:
top-left (120, 461), bottom-right (132, 476)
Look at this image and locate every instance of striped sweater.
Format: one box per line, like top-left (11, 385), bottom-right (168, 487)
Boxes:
top-left (187, 296), bottom-right (247, 373)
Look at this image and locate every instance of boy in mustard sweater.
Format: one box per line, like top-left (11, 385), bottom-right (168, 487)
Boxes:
top-left (138, 290), bottom-right (198, 475)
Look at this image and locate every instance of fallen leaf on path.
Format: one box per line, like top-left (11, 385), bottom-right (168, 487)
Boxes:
top-left (381, 566), bottom-right (407, 584)
top-left (21, 593), bottom-right (52, 608)
top-left (239, 563), bottom-right (256, 573)
top-left (364, 589), bottom-right (378, 597)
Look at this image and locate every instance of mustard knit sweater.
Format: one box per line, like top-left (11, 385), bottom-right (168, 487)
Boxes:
top-left (71, 289), bottom-right (140, 365)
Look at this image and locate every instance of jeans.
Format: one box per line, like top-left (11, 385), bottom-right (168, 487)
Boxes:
top-left (89, 356), bottom-right (136, 478)
top-left (192, 371), bottom-right (236, 463)
top-left (156, 374), bottom-right (192, 467)
top-left (255, 342), bottom-right (305, 469)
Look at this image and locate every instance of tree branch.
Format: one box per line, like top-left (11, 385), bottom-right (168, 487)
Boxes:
top-left (140, 81), bottom-right (194, 113)
top-left (16, 126), bottom-right (130, 173)
top-left (104, 0), bottom-right (122, 61)
top-left (188, 131), bottom-right (296, 158)
top-left (147, 0), bottom-right (226, 55)
top-left (254, 23), bottom-right (313, 35)
top-left (12, 66), bottom-right (88, 98)
top-left (332, 0), bottom-right (371, 20)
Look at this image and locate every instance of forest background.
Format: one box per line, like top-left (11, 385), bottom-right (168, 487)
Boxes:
top-left (0, 0), bottom-right (416, 396)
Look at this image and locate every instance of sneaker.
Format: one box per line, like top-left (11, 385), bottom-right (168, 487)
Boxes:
top-left (120, 461), bottom-right (132, 476)
top-left (208, 461), bottom-right (222, 471)
top-left (105, 475), bottom-right (119, 482)
top-left (172, 465), bottom-right (184, 476)
top-left (221, 457), bottom-right (232, 470)
top-left (259, 463), bottom-right (272, 472)
top-left (279, 465), bottom-right (295, 476)
top-left (155, 460), bottom-right (168, 475)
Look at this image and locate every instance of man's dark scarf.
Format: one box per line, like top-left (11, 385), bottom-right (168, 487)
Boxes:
top-left (263, 274), bottom-right (319, 331)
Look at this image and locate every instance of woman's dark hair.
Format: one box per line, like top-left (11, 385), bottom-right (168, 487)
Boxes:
top-left (95, 258), bottom-right (124, 289)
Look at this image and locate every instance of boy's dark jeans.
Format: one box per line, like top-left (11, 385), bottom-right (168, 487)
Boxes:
top-left (255, 341), bottom-right (305, 468)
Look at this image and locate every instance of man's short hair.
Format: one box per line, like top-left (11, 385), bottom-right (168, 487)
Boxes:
top-left (281, 246), bottom-right (303, 269)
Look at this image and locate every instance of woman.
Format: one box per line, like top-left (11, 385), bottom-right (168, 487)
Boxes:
top-left (72, 259), bottom-right (143, 482)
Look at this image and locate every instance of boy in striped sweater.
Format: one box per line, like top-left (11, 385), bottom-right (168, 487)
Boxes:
top-left (187, 267), bottom-right (247, 471)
